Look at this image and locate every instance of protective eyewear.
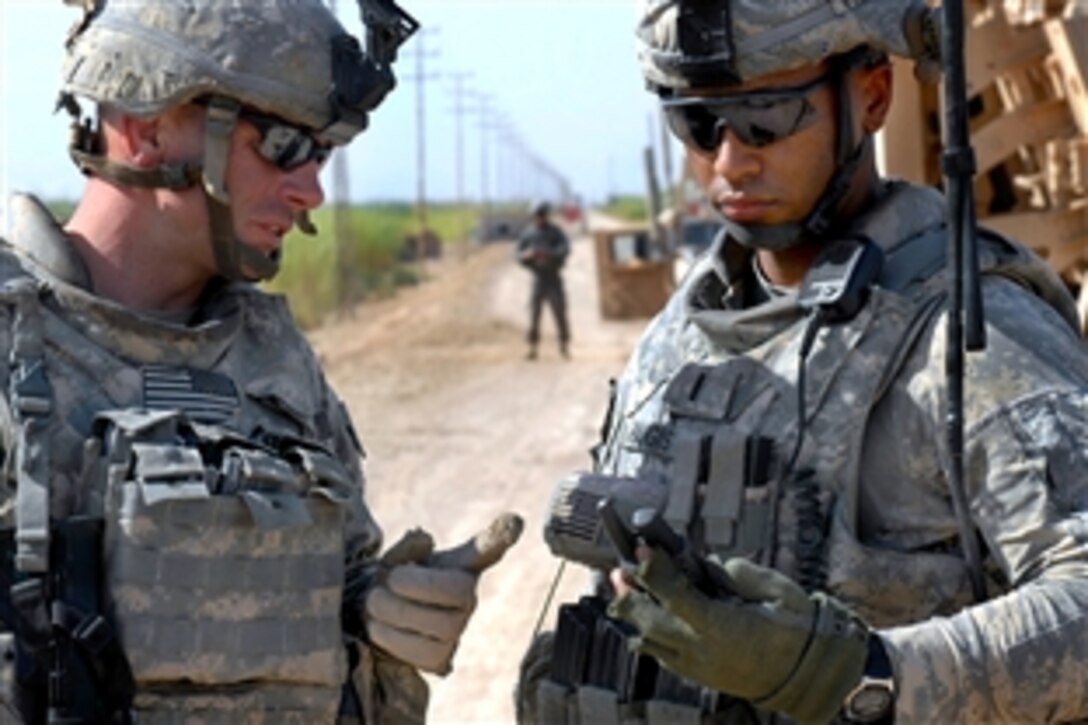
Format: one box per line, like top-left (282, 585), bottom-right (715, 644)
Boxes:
top-left (661, 73), bottom-right (831, 152)
top-left (239, 109), bottom-right (333, 171)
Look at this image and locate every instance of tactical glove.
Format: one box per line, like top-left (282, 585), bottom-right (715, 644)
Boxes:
top-left (365, 513), bottom-right (523, 675)
top-left (609, 550), bottom-right (869, 725)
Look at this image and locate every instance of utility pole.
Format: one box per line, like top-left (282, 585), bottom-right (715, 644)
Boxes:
top-left (443, 71), bottom-right (474, 238)
top-left (327, 0), bottom-right (352, 309)
top-left (506, 131), bottom-right (524, 206)
top-left (475, 92), bottom-right (494, 234)
top-left (658, 107), bottom-right (680, 252)
top-left (492, 115), bottom-right (510, 207)
top-left (482, 114), bottom-right (512, 217)
top-left (607, 156), bottom-right (616, 203)
top-left (645, 113), bottom-right (666, 251)
top-left (331, 145), bottom-right (352, 306)
top-left (659, 106), bottom-right (679, 212)
top-left (403, 27), bottom-right (440, 257)
top-left (447, 71), bottom-right (474, 237)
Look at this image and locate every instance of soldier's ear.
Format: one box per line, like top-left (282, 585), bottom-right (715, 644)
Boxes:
top-left (110, 113), bottom-right (167, 168)
top-left (858, 61), bottom-right (893, 135)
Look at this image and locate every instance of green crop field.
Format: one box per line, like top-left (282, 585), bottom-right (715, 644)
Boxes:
top-left (266, 203), bottom-right (478, 328)
top-left (599, 195), bottom-right (648, 222)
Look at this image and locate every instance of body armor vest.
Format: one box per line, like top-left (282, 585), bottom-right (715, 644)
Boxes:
top-left (597, 183), bottom-right (1079, 625)
top-left (641, 271), bottom-right (969, 621)
top-left (0, 194), bottom-right (372, 722)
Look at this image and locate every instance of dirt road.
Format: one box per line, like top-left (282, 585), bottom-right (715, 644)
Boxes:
top-left (308, 221), bottom-right (650, 723)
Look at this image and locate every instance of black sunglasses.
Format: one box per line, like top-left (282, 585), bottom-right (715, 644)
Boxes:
top-left (661, 73), bottom-right (832, 153)
top-left (238, 108), bottom-right (333, 172)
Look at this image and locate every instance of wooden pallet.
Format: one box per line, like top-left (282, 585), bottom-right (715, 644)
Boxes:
top-left (882, 0), bottom-right (1088, 334)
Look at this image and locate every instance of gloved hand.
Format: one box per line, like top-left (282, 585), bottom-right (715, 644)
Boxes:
top-left (365, 512), bottom-right (523, 676)
top-left (609, 550), bottom-right (869, 725)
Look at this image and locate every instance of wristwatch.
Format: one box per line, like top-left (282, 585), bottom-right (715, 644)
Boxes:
top-left (842, 634), bottom-right (896, 723)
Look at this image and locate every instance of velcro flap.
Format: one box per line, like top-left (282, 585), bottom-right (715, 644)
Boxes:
top-left (131, 443), bottom-right (209, 505)
top-left (703, 430), bottom-right (747, 550)
top-left (222, 447), bottom-right (305, 495)
top-left (663, 364), bottom-right (735, 420)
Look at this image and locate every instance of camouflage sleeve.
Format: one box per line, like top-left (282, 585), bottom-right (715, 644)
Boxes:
top-left (323, 387), bottom-right (432, 723)
top-left (321, 384), bottom-right (383, 577)
top-left (876, 278), bottom-right (1088, 721)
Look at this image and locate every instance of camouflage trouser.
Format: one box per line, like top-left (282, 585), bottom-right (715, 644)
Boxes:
top-left (528, 274), bottom-right (569, 346)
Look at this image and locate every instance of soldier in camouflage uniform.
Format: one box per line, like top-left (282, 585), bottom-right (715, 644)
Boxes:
top-left (0, 1), bottom-right (518, 722)
top-left (517, 202), bottom-right (572, 360)
top-left (519, 1), bottom-right (1088, 723)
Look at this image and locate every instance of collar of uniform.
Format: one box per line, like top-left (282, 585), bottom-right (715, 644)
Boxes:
top-left (679, 181), bottom-right (945, 353)
top-left (691, 180), bottom-right (947, 307)
top-left (5, 193), bottom-right (250, 367)
top-left (751, 253), bottom-right (796, 301)
top-left (49, 277), bottom-right (246, 369)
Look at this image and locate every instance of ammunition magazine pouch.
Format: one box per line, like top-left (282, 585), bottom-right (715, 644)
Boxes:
top-left (89, 408), bottom-right (355, 719)
top-left (538, 595), bottom-right (761, 725)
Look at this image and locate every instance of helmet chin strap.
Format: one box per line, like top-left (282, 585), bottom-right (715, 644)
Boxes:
top-left (725, 58), bottom-right (868, 252)
top-left (63, 93), bottom-right (203, 193)
top-left (201, 97), bottom-right (280, 282)
top-left (62, 93), bottom-right (291, 283)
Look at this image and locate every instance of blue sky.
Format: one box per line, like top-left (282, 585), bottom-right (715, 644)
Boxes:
top-left (1, 0), bottom-right (680, 231)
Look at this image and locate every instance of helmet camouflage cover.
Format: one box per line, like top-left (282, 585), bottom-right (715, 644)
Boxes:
top-left (637, 0), bottom-right (939, 92)
top-left (61, 0), bottom-right (417, 146)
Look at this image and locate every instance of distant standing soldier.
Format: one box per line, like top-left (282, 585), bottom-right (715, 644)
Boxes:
top-left (0, 1), bottom-right (521, 722)
top-left (517, 202), bottom-right (572, 360)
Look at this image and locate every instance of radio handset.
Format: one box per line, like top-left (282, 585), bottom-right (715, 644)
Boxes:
top-left (797, 236), bottom-right (884, 324)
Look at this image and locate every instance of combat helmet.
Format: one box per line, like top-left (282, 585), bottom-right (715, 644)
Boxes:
top-left (57, 0), bottom-right (418, 281)
top-left (637, 0), bottom-right (940, 250)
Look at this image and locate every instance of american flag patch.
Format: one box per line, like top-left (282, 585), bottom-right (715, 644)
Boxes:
top-left (142, 365), bottom-right (240, 424)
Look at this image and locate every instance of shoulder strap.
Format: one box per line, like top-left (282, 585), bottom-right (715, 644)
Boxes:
top-left (865, 226), bottom-right (946, 410)
top-left (877, 225), bottom-right (946, 294)
top-left (870, 221), bottom-right (1079, 407)
top-left (3, 278), bottom-right (54, 574)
